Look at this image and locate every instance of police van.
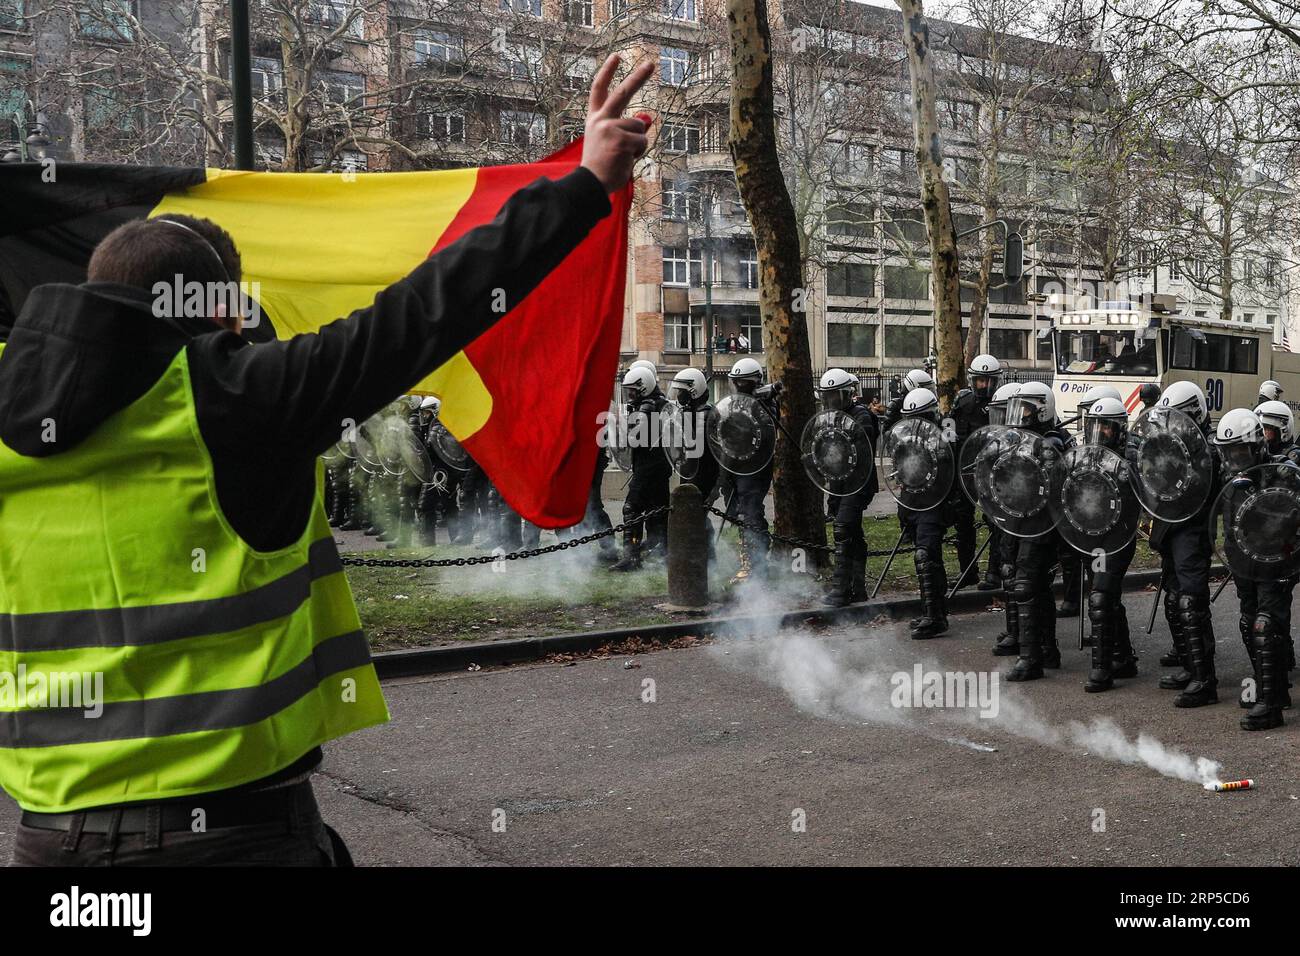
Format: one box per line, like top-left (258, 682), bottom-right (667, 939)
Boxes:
top-left (1047, 293), bottom-right (1300, 428)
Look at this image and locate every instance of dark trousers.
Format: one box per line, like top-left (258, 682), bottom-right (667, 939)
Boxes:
top-left (623, 470), bottom-right (670, 550)
top-left (1157, 522), bottom-right (1212, 600)
top-left (11, 782), bottom-right (345, 867)
top-left (1236, 577), bottom-right (1297, 634)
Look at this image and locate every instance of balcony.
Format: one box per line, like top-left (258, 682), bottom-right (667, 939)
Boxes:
top-left (685, 146), bottom-right (733, 174)
top-left (689, 281), bottom-right (759, 307)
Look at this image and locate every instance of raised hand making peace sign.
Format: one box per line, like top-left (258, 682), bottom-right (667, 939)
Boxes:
top-left (581, 54), bottom-right (655, 194)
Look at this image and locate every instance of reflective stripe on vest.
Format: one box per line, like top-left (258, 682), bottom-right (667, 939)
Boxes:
top-left (0, 344), bottom-right (389, 812)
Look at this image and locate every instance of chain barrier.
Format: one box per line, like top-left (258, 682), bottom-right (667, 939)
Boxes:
top-left (339, 505), bottom-right (669, 568)
top-left (340, 500), bottom-right (962, 568)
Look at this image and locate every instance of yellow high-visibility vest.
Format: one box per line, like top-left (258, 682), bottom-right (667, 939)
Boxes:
top-left (0, 344), bottom-right (389, 812)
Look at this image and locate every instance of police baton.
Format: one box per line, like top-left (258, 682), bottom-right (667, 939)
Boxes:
top-left (870, 528), bottom-right (907, 600)
top-left (1147, 567), bottom-right (1169, 634)
top-left (1211, 573), bottom-right (1231, 604)
top-left (948, 534), bottom-right (991, 601)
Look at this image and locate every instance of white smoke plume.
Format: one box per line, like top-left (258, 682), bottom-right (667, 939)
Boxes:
top-left (712, 626), bottom-right (1224, 788)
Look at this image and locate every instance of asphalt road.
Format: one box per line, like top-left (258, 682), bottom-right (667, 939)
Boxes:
top-left (1, 596), bottom-right (1294, 866)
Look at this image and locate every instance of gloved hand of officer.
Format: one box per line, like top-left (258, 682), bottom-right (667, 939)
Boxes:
top-left (582, 55), bottom-right (655, 194)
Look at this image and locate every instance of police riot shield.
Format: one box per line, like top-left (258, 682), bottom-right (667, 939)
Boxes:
top-left (1048, 445), bottom-right (1140, 555)
top-left (428, 420), bottom-right (471, 474)
top-left (800, 410), bottom-right (874, 497)
top-left (1210, 462), bottom-right (1300, 582)
top-left (957, 423), bottom-right (1013, 506)
top-left (881, 417), bottom-right (954, 512)
top-left (395, 426), bottom-right (434, 485)
top-left (1130, 405), bottom-right (1213, 524)
top-left (353, 418), bottom-right (386, 476)
top-left (604, 403), bottom-right (635, 474)
top-left (979, 427), bottom-right (1056, 538)
top-left (707, 393), bottom-right (776, 477)
top-left (661, 404), bottom-right (714, 480)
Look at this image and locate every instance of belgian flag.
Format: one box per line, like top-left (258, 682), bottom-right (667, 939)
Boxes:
top-left (0, 141), bottom-right (631, 527)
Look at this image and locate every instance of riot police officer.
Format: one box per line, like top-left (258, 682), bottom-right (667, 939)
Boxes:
top-left (986, 383), bottom-right (1025, 656)
top-left (1258, 379), bottom-right (1284, 406)
top-left (896, 387), bottom-right (958, 637)
top-left (1002, 381), bottom-right (1068, 680)
top-left (1148, 381), bottom-right (1220, 707)
top-left (1215, 407), bottom-right (1295, 729)
top-left (668, 367), bottom-right (720, 504)
top-left (1057, 385), bottom-right (1123, 617)
top-left (818, 369), bottom-right (879, 606)
top-left (721, 357), bottom-right (777, 585)
top-left (611, 364), bottom-right (671, 571)
top-left (951, 354), bottom-right (1002, 589)
top-left (880, 368), bottom-right (936, 434)
top-left (1074, 397), bottom-right (1140, 692)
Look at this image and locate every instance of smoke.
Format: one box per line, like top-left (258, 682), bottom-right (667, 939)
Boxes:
top-left (712, 626), bottom-right (1224, 788)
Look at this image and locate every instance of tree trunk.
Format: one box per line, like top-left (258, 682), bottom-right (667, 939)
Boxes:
top-left (964, 222), bottom-right (997, 367)
top-left (727, 0), bottom-right (826, 560)
top-left (897, 0), bottom-right (963, 410)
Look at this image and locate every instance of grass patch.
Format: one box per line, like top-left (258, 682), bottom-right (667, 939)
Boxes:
top-left (343, 513), bottom-right (1165, 649)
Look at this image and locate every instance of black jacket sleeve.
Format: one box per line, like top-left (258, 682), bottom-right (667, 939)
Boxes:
top-left (187, 167), bottom-right (612, 460)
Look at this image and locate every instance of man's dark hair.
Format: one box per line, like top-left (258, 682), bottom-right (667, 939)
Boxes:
top-left (87, 214), bottom-right (242, 291)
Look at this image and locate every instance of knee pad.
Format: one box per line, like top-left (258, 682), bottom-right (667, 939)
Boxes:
top-left (1164, 588), bottom-right (1181, 620)
top-left (832, 522), bottom-right (853, 546)
top-left (1177, 591), bottom-right (1207, 626)
top-left (999, 563), bottom-right (1015, 583)
top-left (914, 547), bottom-right (931, 569)
top-left (1086, 590), bottom-right (1108, 624)
top-left (1252, 613), bottom-right (1276, 646)
top-left (1010, 579), bottom-right (1035, 605)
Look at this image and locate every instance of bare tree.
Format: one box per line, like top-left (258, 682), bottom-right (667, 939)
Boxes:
top-left (728, 0), bottom-right (825, 552)
top-left (895, 0), bottom-right (963, 407)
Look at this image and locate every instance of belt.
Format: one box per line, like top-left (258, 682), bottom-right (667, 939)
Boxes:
top-left (20, 781), bottom-right (314, 835)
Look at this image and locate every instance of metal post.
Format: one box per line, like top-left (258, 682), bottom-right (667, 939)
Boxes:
top-left (704, 197), bottom-right (714, 377)
top-left (230, 0), bottom-right (255, 170)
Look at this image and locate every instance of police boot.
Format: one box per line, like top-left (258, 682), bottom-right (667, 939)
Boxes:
top-left (1084, 592), bottom-right (1115, 692)
top-left (1239, 615), bottom-right (1257, 708)
top-left (992, 563), bottom-right (1020, 656)
top-left (911, 548), bottom-right (949, 639)
top-left (1158, 590), bottom-right (1193, 690)
top-left (609, 533), bottom-right (643, 572)
top-left (338, 485), bottom-right (362, 531)
top-left (1242, 616), bottom-right (1285, 731)
top-left (1111, 604), bottom-right (1139, 679)
top-left (1005, 583), bottom-right (1044, 681)
top-left (823, 525), bottom-right (855, 607)
top-left (1174, 594), bottom-right (1218, 708)
top-left (849, 542), bottom-right (869, 604)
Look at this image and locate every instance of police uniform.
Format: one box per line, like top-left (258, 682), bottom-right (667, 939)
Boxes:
top-left (722, 388), bottom-right (778, 583)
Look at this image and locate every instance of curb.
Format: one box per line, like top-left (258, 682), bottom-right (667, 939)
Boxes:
top-left (372, 565), bottom-right (1225, 679)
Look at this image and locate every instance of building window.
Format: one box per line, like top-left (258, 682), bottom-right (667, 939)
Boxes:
top-left (830, 141), bottom-right (872, 176)
top-left (502, 44), bottom-right (542, 80)
top-left (741, 253), bottom-right (758, 290)
top-left (825, 201), bottom-right (873, 238)
top-left (665, 314), bottom-right (703, 351)
top-left (417, 110), bottom-right (465, 142)
top-left (660, 122), bottom-right (700, 154)
top-left (660, 46), bottom-right (692, 85)
top-left (307, 1), bottom-right (363, 37)
top-left (318, 70), bottom-right (364, 105)
top-left (939, 99), bottom-right (978, 132)
top-left (884, 324), bottom-right (928, 357)
top-left (741, 312), bottom-right (762, 351)
top-left (662, 0), bottom-right (697, 21)
top-left (414, 31), bottom-right (462, 64)
top-left (988, 328), bottom-right (1026, 360)
top-left (883, 265), bottom-right (929, 299)
top-left (501, 0), bottom-right (542, 15)
top-left (663, 246), bottom-right (702, 286)
top-left (1243, 312), bottom-right (1255, 324)
top-left (1, 0), bottom-right (24, 30)
top-left (78, 0), bottom-right (134, 41)
top-left (879, 147), bottom-right (915, 180)
top-left (248, 56), bottom-right (284, 102)
top-left (828, 321), bottom-right (877, 358)
top-left (661, 178), bottom-right (697, 221)
top-left (499, 109), bottom-right (546, 148)
top-left (565, 0), bottom-right (593, 25)
top-left (826, 262), bottom-right (875, 298)
top-left (82, 86), bottom-right (142, 132)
